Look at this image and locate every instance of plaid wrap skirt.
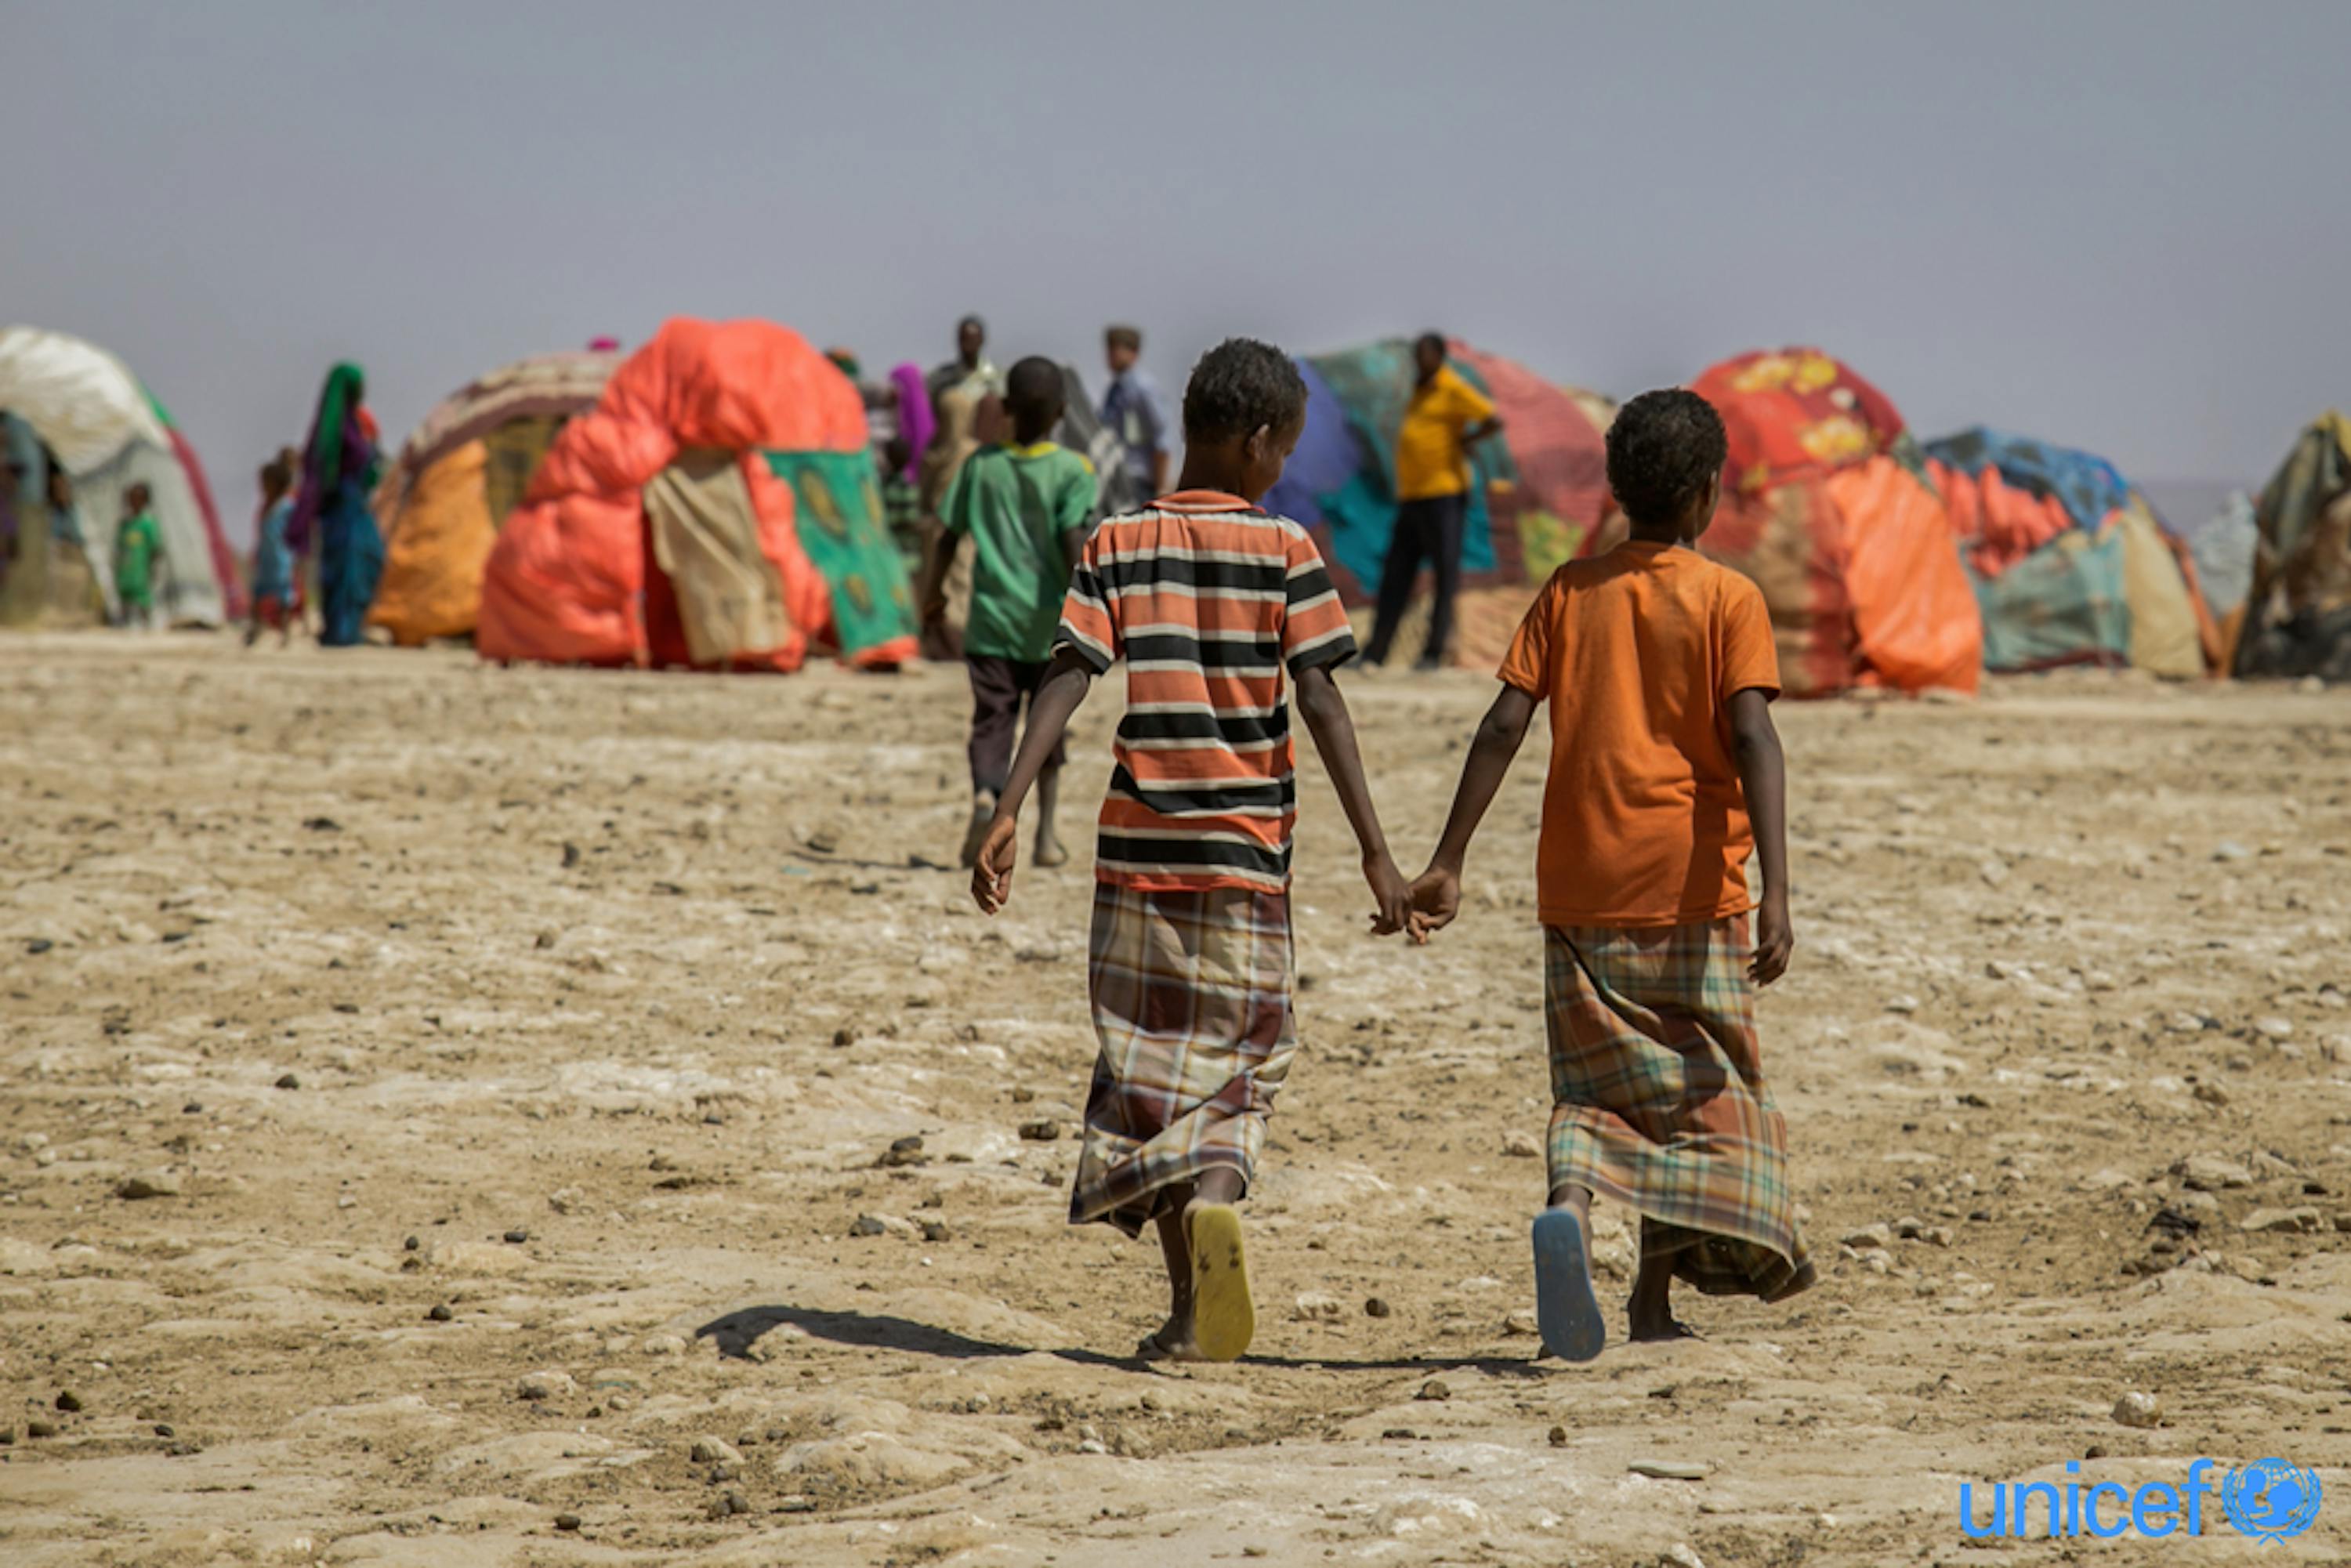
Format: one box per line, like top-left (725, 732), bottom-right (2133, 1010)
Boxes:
top-left (1069, 881), bottom-right (1295, 1237)
top-left (1545, 917), bottom-right (1816, 1302)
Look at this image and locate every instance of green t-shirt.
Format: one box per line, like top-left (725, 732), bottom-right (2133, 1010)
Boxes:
top-left (115, 512), bottom-right (162, 603)
top-left (943, 441), bottom-right (1098, 661)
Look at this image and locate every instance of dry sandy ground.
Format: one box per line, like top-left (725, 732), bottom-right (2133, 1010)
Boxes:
top-left (2, 632), bottom-right (2348, 1568)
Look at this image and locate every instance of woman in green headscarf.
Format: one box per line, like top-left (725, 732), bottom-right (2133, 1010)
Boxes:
top-left (287, 363), bottom-right (385, 646)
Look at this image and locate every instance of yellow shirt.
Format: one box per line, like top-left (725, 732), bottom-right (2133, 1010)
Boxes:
top-left (1393, 364), bottom-right (1497, 502)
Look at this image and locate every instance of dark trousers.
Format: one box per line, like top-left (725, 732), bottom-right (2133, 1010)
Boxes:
top-left (1364, 491), bottom-right (1467, 666)
top-left (967, 655), bottom-right (1066, 795)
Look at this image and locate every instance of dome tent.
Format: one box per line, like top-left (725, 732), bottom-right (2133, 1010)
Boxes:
top-left (1690, 347), bottom-right (1979, 697)
top-left (477, 317), bottom-right (916, 671)
top-left (1922, 428), bottom-right (2219, 679)
top-left (368, 350), bottom-right (618, 646)
top-left (1262, 337), bottom-right (1615, 668)
top-left (2236, 411), bottom-right (2351, 681)
top-left (0, 327), bottom-right (241, 626)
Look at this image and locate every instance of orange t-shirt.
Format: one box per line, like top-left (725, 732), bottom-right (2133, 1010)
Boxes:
top-left (1496, 541), bottom-right (1780, 928)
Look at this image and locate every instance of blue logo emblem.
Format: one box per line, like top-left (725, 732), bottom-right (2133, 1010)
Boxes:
top-left (2223, 1459), bottom-right (2322, 1541)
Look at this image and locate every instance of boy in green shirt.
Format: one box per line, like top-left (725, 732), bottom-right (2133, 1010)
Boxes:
top-left (919, 357), bottom-right (1099, 870)
top-left (114, 483), bottom-right (163, 630)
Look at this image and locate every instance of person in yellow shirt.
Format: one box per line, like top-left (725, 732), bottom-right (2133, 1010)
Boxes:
top-left (1365, 333), bottom-right (1503, 670)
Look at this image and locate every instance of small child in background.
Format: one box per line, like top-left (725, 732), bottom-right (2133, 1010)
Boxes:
top-left (878, 434), bottom-right (924, 577)
top-left (918, 357), bottom-right (1099, 870)
top-left (1411, 388), bottom-right (1815, 1362)
top-left (969, 338), bottom-right (1415, 1363)
top-left (247, 457), bottom-right (298, 647)
top-left (114, 483), bottom-right (162, 631)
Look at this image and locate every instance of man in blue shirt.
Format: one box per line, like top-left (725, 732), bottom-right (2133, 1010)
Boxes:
top-left (1098, 325), bottom-right (1171, 498)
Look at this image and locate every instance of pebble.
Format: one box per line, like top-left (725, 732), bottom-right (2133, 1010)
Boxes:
top-left (2214, 841), bottom-right (2251, 862)
top-left (1291, 1291), bottom-right (1345, 1323)
top-left (707, 1490), bottom-right (749, 1519)
top-left (1548, 1425), bottom-right (1568, 1447)
top-left (1364, 1296), bottom-right (1393, 1318)
top-left (2111, 1391), bottom-right (2162, 1429)
top-left (516, 1370), bottom-right (575, 1401)
top-left (1077, 1439), bottom-right (1108, 1454)
top-left (2193, 1082), bottom-right (2230, 1106)
top-left (850, 1212), bottom-right (915, 1239)
top-left (427, 1304), bottom-right (453, 1322)
top-left (2255, 1017), bottom-right (2295, 1040)
top-left (503, 1228), bottom-right (530, 1244)
top-left (2239, 1206), bottom-right (2323, 1234)
top-left (1629, 1459), bottom-right (1710, 1481)
top-left (919, 1218), bottom-right (953, 1244)
top-left (554, 1512), bottom-right (582, 1531)
top-left (2174, 1154), bottom-right (2253, 1191)
top-left (882, 1135), bottom-right (927, 1168)
top-left (25, 938), bottom-right (53, 955)
top-left (153, 1423), bottom-right (173, 1437)
top-left (1661, 1546), bottom-right (1707, 1568)
top-left (1416, 1378), bottom-right (1452, 1402)
top-left (274, 1073), bottom-right (300, 1090)
top-left (690, 1436), bottom-right (744, 1467)
top-left (1841, 1223), bottom-right (1893, 1250)
top-left (1017, 1120), bottom-right (1061, 1142)
top-left (116, 1170), bottom-right (182, 1200)
top-left (54, 1391), bottom-right (83, 1413)
top-left (403, 1236), bottom-right (420, 1251)
top-left (1885, 995), bottom-right (1920, 1015)
top-left (1503, 1309), bottom-right (1539, 1335)
top-left (641, 1333), bottom-right (686, 1356)
top-left (27, 1419), bottom-right (58, 1439)
top-left (1501, 1129), bottom-right (1541, 1158)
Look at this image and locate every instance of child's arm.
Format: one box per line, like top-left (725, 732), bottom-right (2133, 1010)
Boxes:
top-left (914, 530), bottom-right (956, 627)
top-left (970, 647), bottom-right (1096, 914)
top-left (1292, 664), bottom-right (1414, 939)
top-left (1729, 688), bottom-right (1793, 985)
top-left (1411, 683), bottom-right (1538, 932)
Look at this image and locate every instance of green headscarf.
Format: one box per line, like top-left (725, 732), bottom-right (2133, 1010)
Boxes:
top-left (309, 362), bottom-right (366, 494)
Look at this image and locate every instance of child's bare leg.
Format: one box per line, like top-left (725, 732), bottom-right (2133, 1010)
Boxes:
top-left (1031, 764), bottom-right (1068, 867)
top-left (1627, 1226), bottom-right (1700, 1342)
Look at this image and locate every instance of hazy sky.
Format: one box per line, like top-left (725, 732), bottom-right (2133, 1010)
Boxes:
top-left (9, 1), bottom-right (2347, 539)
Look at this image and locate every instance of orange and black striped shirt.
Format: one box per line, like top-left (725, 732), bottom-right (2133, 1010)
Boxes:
top-left (1055, 491), bottom-right (1357, 893)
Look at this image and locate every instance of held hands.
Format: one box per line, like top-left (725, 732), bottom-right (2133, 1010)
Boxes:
top-left (1751, 893), bottom-right (1795, 987)
top-left (970, 814), bottom-right (1020, 914)
top-left (1362, 850), bottom-right (1420, 943)
top-left (1407, 862), bottom-right (1462, 937)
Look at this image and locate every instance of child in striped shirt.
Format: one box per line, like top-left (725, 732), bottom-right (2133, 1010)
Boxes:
top-left (971, 338), bottom-right (1415, 1363)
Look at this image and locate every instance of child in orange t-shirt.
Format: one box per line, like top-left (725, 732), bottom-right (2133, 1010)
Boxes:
top-left (1411, 388), bottom-right (1815, 1361)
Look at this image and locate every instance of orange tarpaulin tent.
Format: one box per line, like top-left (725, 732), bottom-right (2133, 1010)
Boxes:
top-left (1691, 348), bottom-right (1980, 697)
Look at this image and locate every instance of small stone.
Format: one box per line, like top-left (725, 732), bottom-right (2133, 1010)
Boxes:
top-left (1503, 1308), bottom-right (1539, 1335)
top-left (707, 1490), bottom-right (749, 1519)
top-left (1978, 860), bottom-right (2009, 887)
top-left (1661, 1546), bottom-right (1707, 1568)
top-left (1922, 1226), bottom-right (1955, 1248)
top-left (2255, 1017), bottom-right (2295, 1041)
top-left (1885, 995), bottom-right (1920, 1016)
top-left (2174, 1153), bottom-right (2253, 1191)
top-left (1548, 1425), bottom-right (1568, 1447)
top-left (1292, 1291), bottom-right (1345, 1323)
top-left (427, 1304), bottom-right (453, 1322)
top-left (54, 1391), bottom-right (83, 1413)
top-left (2111, 1391), bottom-right (2162, 1429)
top-left (152, 1423), bottom-right (173, 1437)
top-left (25, 939), bottom-right (53, 955)
top-left (1017, 1119), bottom-right (1060, 1142)
top-left (1629, 1459), bottom-right (1710, 1481)
top-left (2239, 1206), bottom-right (2322, 1234)
top-left (881, 1135), bottom-right (927, 1168)
top-left (183, 1102), bottom-right (203, 1115)
top-left (2193, 1082), bottom-right (2230, 1106)
top-left (1893, 1215), bottom-right (1925, 1239)
top-left (918, 1218), bottom-right (952, 1244)
top-left (1364, 1296), bottom-right (1393, 1319)
top-left (516, 1370), bottom-right (575, 1402)
top-left (2213, 841), bottom-right (2251, 862)
top-left (27, 1419), bottom-right (58, 1439)
top-left (849, 1215), bottom-right (888, 1237)
top-left (274, 1073), bottom-right (300, 1090)
top-left (116, 1169), bottom-right (182, 1200)
top-left (503, 1228), bottom-right (529, 1244)
top-left (1416, 1378), bottom-right (1452, 1402)
top-left (1842, 1223), bottom-right (1893, 1250)
top-left (690, 1436), bottom-right (744, 1467)
top-left (404, 1235), bottom-right (420, 1251)
top-left (831, 1027), bottom-right (858, 1048)
top-left (1009, 1085), bottom-right (1036, 1103)
top-left (1501, 1128), bottom-right (1541, 1158)
top-left (641, 1333), bottom-right (686, 1356)
top-left (554, 1512), bottom-right (582, 1531)
top-left (1077, 1439), bottom-right (1108, 1454)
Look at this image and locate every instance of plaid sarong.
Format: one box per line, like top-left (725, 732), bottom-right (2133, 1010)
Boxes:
top-left (1545, 917), bottom-right (1816, 1302)
top-left (1070, 882), bottom-right (1295, 1237)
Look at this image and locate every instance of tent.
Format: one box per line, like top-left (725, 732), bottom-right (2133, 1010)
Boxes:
top-left (0, 327), bottom-right (241, 627)
top-left (1922, 428), bottom-right (2219, 679)
top-left (477, 317), bottom-right (917, 671)
top-left (2236, 412), bottom-right (2351, 681)
top-left (1691, 348), bottom-right (1979, 697)
top-left (367, 350), bottom-right (618, 646)
top-left (1261, 338), bottom-right (1615, 667)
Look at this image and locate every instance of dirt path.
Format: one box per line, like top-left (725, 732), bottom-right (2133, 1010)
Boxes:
top-left (2, 633), bottom-right (2346, 1566)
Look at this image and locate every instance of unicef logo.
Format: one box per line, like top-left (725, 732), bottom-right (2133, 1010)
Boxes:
top-left (2224, 1459), bottom-right (2322, 1542)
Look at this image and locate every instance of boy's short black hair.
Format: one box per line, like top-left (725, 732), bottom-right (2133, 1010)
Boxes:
top-left (1415, 331), bottom-right (1447, 358)
top-left (1606, 389), bottom-right (1727, 529)
top-left (1005, 356), bottom-right (1065, 421)
top-left (1105, 324), bottom-right (1142, 353)
top-left (1183, 338), bottom-right (1306, 445)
